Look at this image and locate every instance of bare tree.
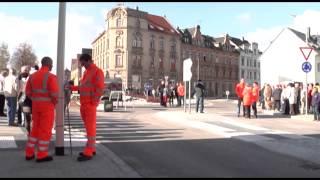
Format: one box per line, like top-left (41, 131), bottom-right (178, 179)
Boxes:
top-left (10, 43), bottom-right (37, 71)
top-left (0, 42), bottom-right (10, 70)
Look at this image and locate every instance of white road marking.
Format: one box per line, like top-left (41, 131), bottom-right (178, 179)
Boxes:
top-left (0, 136), bottom-right (17, 148)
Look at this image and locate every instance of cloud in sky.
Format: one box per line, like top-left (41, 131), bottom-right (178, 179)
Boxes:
top-left (0, 10), bottom-right (104, 73)
top-left (245, 10), bottom-right (320, 53)
top-left (235, 12), bottom-right (252, 25)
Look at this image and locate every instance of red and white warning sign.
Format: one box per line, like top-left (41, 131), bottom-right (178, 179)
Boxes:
top-left (300, 47), bottom-right (313, 61)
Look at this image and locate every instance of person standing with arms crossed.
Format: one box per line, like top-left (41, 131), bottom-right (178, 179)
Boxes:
top-left (24, 57), bottom-right (59, 162)
top-left (69, 54), bottom-right (104, 162)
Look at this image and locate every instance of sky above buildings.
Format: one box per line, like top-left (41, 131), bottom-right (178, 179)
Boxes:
top-left (1, 2), bottom-right (320, 73)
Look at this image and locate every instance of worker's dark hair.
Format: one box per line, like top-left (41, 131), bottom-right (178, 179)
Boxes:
top-left (79, 54), bottom-right (92, 62)
top-left (41, 57), bottom-right (53, 66)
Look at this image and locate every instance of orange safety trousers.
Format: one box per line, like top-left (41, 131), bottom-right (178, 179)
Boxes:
top-left (25, 103), bottom-right (55, 159)
top-left (80, 103), bottom-right (97, 157)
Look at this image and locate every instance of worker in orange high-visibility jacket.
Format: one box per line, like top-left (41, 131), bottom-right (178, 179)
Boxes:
top-left (24, 57), bottom-right (59, 163)
top-left (235, 78), bottom-right (245, 117)
top-left (251, 82), bottom-right (260, 119)
top-left (242, 83), bottom-right (253, 119)
top-left (70, 53), bottom-right (104, 162)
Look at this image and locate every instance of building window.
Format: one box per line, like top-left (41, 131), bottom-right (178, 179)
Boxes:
top-left (159, 57), bottom-right (163, 68)
top-left (116, 17), bottom-right (121, 27)
top-left (249, 71), bottom-right (252, 79)
top-left (151, 56), bottom-right (155, 67)
top-left (107, 39), bottom-right (109, 49)
top-left (318, 63), bottom-right (320, 72)
top-left (247, 59), bottom-right (249, 66)
top-left (254, 60), bottom-right (256, 67)
top-left (137, 55), bottom-right (141, 66)
top-left (115, 55), bottom-right (122, 67)
top-left (241, 57), bottom-right (244, 66)
top-left (254, 72), bottom-right (256, 79)
top-left (106, 56), bottom-right (109, 68)
top-left (160, 38), bottom-right (164, 50)
top-left (133, 38), bottom-right (137, 47)
top-left (116, 36), bottom-right (121, 48)
top-left (150, 39), bottom-right (155, 49)
top-left (137, 37), bottom-right (142, 47)
top-left (171, 43), bottom-right (176, 52)
top-left (241, 70), bottom-right (245, 78)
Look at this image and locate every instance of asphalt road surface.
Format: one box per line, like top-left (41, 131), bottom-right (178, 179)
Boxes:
top-left (66, 100), bottom-right (320, 177)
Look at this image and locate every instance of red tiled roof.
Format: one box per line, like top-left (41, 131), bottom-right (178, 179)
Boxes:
top-left (146, 14), bottom-right (179, 36)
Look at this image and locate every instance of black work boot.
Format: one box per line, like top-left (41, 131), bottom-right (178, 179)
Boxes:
top-left (36, 156), bottom-right (53, 163)
top-left (25, 155), bottom-right (35, 161)
top-left (77, 154), bottom-right (92, 162)
top-left (79, 152), bottom-right (96, 156)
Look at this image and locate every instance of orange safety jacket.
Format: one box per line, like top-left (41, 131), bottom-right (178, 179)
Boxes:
top-left (252, 86), bottom-right (260, 103)
top-left (177, 85), bottom-right (185, 96)
top-left (235, 82), bottom-right (245, 98)
top-left (25, 66), bottom-right (58, 106)
top-left (242, 86), bottom-right (253, 106)
top-left (71, 63), bottom-right (104, 106)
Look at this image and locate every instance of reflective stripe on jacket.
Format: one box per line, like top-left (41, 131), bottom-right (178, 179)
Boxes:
top-left (71, 63), bottom-right (104, 105)
top-left (25, 66), bottom-right (58, 105)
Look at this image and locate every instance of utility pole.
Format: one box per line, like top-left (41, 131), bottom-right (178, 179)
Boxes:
top-left (55, 2), bottom-right (66, 156)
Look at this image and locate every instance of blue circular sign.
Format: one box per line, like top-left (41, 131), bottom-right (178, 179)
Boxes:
top-left (302, 62), bottom-right (312, 73)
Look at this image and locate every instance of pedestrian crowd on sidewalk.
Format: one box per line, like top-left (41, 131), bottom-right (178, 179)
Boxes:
top-left (155, 80), bottom-right (185, 108)
top-left (154, 79), bottom-right (206, 113)
top-left (236, 78), bottom-right (320, 121)
top-left (0, 65), bottom-right (38, 131)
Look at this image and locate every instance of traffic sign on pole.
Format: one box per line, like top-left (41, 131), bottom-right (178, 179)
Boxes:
top-left (302, 61), bottom-right (312, 73)
top-left (183, 58), bottom-right (193, 81)
top-left (300, 47), bottom-right (313, 61)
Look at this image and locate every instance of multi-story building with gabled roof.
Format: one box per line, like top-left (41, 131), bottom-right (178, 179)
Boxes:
top-left (92, 5), bottom-right (181, 91)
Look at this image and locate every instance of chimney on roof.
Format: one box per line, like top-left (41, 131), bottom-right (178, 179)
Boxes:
top-left (306, 27), bottom-right (310, 43)
top-left (242, 36), bottom-right (244, 41)
top-left (136, 6), bottom-right (139, 11)
top-left (197, 25), bottom-right (200, 30)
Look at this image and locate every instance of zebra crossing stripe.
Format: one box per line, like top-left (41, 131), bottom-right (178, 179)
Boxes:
top-left (0, 136), bottom-right (17, 148)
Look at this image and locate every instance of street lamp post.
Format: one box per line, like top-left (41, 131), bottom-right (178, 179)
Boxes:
top-left (55, 2), bottom-right (66, 156)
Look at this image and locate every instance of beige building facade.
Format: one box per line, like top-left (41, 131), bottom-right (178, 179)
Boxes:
top-left (92, 6), bottom-right (181, 90)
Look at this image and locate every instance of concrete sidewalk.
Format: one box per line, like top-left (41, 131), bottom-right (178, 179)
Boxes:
top-left (0, 117), bottom-right (140, 178)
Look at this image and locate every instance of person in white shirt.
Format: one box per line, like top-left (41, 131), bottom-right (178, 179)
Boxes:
top-left (288, 83), bottom-right (297, 115)
top-left (0, 70), bottom-right (8, 116)
top-left (3, 68), bottom-right (18, 126)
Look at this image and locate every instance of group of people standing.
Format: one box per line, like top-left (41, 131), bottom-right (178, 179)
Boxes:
top-left (156, 79), bottom-right (206, 113)
top-left (0, 65), bottom-right (38, 130)
top-left (157, 80), bottom-right (185, 107)
top-left (236, 79), bottom-right (320, 121)
top-left (235, 78), bottom-right (260, 119)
